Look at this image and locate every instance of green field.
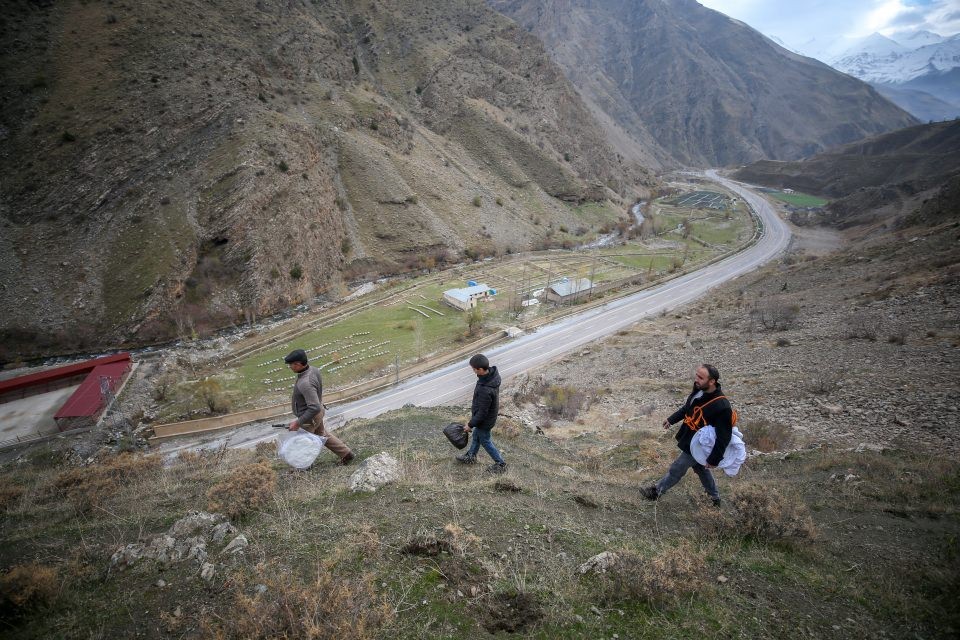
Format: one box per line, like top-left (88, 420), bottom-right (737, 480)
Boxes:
top-left (770, 191), bottom-right (829, 207)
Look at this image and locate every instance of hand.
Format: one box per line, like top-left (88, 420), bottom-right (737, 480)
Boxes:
top-left (706, 463), bottom-right (716, 469)
top-left (662, 420), bottom-right (671, 430)
top-left (463, 424), bottom-right (472, 433)
top-left (288, 420), bottom-right (300, 431)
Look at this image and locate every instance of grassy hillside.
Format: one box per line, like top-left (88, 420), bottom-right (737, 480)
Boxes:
top-left (1, 407), bottom-right (957, 638)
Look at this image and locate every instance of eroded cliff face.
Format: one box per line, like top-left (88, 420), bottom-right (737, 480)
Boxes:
top-left (0, 0), bottom-right (654, 359)
top-left (488, 0), bottom-right (918, 167)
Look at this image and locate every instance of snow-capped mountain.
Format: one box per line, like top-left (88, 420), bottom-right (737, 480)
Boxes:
top-left (831, 32), bottom-right (960, 84)
top-left (782, 30), bottom-right (960, 122)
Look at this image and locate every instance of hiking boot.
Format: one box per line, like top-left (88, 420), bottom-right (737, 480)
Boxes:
top-left (711, 496), bottom-right (722, 508)
top-left (485, 462), bottom-right (507, 474)
top-left (339, 452), bottom-right (355, 466)
top-left (456, 453), bottom-right (477, 464)
top-left (640, 485), bottom-right (660, 501)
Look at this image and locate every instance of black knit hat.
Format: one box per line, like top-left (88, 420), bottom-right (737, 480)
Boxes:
top-left (284, 349), bottom-right (308, 365)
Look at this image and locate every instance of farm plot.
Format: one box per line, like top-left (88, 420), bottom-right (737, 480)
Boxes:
top-left (666, 190), bottom-right (730, 209)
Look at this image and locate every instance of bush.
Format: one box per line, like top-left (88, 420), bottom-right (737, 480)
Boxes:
top-left (599, 542), bottom-right (705, 604)
top-left (200, 560), bottom-right (391, 639)
top-left (472, 195), bottom-right (482, 207)
top-left (277, 160), bottom-right (289, 172)
top-left (750, 299), bottom-right (800, 331)
top-left (0, 564), bottom-right (58, 615)
top-left (289, 264), bottom-right (303, 280)
top-left (544, 385), bottom-right (589, 420)
top-left (706, 485), bottom-right (817, 543)
top-left (742, 419), bottom-right (794, 452)
top-left (207, 462), bottom-right (277, 519)
top-left (193, 377), bottom-right (232, 414)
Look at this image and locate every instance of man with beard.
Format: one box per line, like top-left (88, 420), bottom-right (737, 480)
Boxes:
top-left (640, 364), bottom-right (732, 507)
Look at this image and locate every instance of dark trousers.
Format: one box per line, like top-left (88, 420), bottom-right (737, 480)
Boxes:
top-left (655, 451), bottom-right (719, 499)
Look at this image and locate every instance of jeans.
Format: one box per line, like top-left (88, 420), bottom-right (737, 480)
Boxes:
top-left (655, 451), bottom-right (719, 499)
top-left (467, 427), bottom-right (504, 464)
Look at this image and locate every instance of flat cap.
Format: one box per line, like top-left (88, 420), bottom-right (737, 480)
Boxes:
top-left (283, 349), bottom-right (308, 364)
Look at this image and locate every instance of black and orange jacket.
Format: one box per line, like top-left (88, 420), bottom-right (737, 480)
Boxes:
top-left (666, 385), bottom-right (733, 466)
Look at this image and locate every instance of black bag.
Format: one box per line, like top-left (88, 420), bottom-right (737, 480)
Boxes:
top-left (443, 422), bottom-right (469, 449)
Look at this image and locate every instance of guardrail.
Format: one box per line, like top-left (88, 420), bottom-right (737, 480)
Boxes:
top-left (149, 330), bottom-right (508, 441)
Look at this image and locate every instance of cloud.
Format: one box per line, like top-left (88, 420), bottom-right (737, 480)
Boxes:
top-left (888, 9), bottom-right (927, 27)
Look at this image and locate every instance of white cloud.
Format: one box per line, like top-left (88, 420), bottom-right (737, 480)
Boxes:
top-left (697, 0), bottom-right (959, 48)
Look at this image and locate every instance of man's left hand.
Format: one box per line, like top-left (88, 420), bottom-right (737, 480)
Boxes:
top-left (288, 419), bottom-right (300, 431)
top-left (706, 463), bottom-right (716, 469)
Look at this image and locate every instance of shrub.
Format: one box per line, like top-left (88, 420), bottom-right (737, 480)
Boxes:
top-left (60, 131), bottom-right (76, 143)
top-left (750, 299), bottom-right (800, 331)
top-left (706, 485), bottom-right (817, 543)
top-left (194, 377), bottom-right (232, 414)
top-left (472, 195), bottom-right (482, 207)
top-left (201, 560), bottom-right (391, 639)
top-left (207, 461), bottom-right (277, 519)
top-left (495, 196), bottom-right (503, 206)
top-left (0, 564), bottom-right (58, 614)
top-left (598, 542), bottom-right (705, 604)
top-left (277, 160), bottom-right (289, 172)
top-left (543, 385), bottom-right (589, 420)
top-left (742, 419), bottom-right (794, 452)
top-left (289, 264), bottom-right (303, 280)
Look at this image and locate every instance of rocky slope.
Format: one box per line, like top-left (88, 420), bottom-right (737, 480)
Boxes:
top-left (488, 0), bottom-right (919, 167)
top-left (0, 0), bottom-right (653, 361)
top-left (733, 120), bottom-right (960, 228)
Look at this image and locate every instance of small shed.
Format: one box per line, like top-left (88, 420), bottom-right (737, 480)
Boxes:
top-left (546, 278), bottom-right (594, 304)
top-left (442, 283), bottom-right (492, 311)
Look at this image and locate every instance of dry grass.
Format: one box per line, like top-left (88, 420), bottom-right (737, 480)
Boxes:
top-left (51, 453), bottom-right (162, 511)
top-left (706, 485), bottom-right (817, 543)
top-left (207, 461), bottom-right (278, 519)
top-left (0, 563), bottom-right (59, 615)
top-left (200, 560), bottom-right (393, 640)
top-left (598, 541), bottom-right (706, 604)
top-left (0, 484), bottom-right (24, 511)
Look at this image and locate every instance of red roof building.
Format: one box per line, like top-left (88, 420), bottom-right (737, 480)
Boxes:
top-left (0, 353), bottom-right (133, 432)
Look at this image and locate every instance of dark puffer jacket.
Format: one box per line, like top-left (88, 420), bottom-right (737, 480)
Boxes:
top-left (468, 366), bottom-right (501, 430)
top-left (667, 385), bottom-right (733, 466)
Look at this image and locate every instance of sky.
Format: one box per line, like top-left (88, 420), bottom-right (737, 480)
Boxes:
top-left (697, 0), bottom-right (960, 50)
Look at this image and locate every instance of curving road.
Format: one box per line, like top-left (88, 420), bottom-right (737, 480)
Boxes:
top-left (156, 173), bottom-right (790, 454)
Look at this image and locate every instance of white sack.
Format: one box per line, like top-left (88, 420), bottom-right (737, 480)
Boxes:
top-left (690, 425), bottom-right (747, 476)
top-left (278, 430), bottom-right (328, 469)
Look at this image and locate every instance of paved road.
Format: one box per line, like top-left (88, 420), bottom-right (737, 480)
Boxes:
top-left (156, 173), bottom-right (790, 454)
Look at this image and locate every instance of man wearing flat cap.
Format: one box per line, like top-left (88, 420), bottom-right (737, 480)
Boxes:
top-left (284, 348), bottom-right (355, 465)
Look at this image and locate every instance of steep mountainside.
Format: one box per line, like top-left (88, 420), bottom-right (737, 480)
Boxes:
top-left (0, 0), bottom-right (654, 358)
top-left (733, 121), bottom-right (960, 228)
top-left (488, 0), bottom-right (919, 167)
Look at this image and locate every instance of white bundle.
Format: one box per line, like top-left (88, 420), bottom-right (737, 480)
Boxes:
top-left (278, 430), bottom-right (328, 469)
top-left (690, 425), bottom-right (747, 476)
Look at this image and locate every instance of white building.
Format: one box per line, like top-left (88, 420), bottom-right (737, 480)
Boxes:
top-left (545, 278), bottom-right (594, 304)
top-left (442, 283), bottom-right (492, 311)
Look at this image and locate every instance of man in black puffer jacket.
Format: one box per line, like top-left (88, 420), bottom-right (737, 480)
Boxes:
top-left (641, 363), bottom-right (732, 507)
top-left (456, 353), bottom-right (507, 474)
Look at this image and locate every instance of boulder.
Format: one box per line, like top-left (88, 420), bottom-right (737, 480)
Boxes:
top-left (170, 510), bottom-right (224, 537)
top-left (578, 551), bottom-right (619, 575)
top-left (349, 452), bottom-right (401, 492)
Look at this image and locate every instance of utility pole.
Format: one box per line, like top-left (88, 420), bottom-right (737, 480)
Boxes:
top-left (588, 251), bottom-right (598, 301)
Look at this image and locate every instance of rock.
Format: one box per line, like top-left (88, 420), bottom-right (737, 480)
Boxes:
top-left (854, 443), bottom-right (886, 453)
top-left (254, 584), bottom-right (268, 594)
top-left (221, 534), bottom-right (249, 555)
top-left (199, 562), bottom-right (215, 583)
top-left (170, 510), bottom-right (224, 537)
top-left (717, 575), bottom-right (729, 584)
top-left (177, 537), bottom-right (207, 564)
top-left (110, 543), bottom-right (145, 569)
top-left (844, 474), bottom-right (860, 483)
top-left (349, 452), bottom-right (401, 492)
top-left (173, 606), bottom-right (182, 618)
top-left (578, 551), bottom-right (619, 575)
top-left (155, 579), bottom-right (166, 588)
top-left (211, 522), bottom-right (238, 544)
top-left (560, 466), bottom-right (577, 476)
top-left (145, 535), bottom-right (180, 566)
